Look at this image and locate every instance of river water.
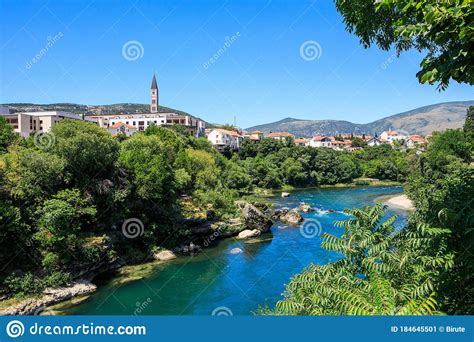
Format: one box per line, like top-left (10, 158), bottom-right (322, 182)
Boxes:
top-left (56, 186), bottom-right (407, 315)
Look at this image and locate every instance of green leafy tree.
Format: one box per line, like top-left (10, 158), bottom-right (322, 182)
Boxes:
top-left (35, 189), bottom-right (97, 269)
top-left (463, 106), bottom-right (474, 144)
top-left (335, 0), bottom-right (474, 89)
top-left (0, 116), bottom-right (16, 153)
top-left (261, 205), bottom-right (442, 315)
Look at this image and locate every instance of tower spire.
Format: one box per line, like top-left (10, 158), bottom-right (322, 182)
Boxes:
top-left (150, 73), bottom-right (158, 113)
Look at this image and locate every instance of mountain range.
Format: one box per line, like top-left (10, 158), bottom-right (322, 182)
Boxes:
top-left (245, 101), bottom-right (474, 137)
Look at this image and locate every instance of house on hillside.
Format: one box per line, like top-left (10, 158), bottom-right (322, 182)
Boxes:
top-left (294, 138), bottom-right (309, 146)
top-left (331, 139), bottom-right (352, 151)
top-left (366, 137), bottom-right (387, 147)
top-left (266, 132), bottom-right (294, 140)
top-left (380, 130), bottom-right (407, 144)
top-left (406, 135), bottom-right (427, 148)
top-left (207, 128), bottom-right (242, 150)
top-left (247, 130), bottom-right (264, 141)
top-left (107, 122), bottom-right (137, 136)
top-left (308, 135), bottom-right (332, 148)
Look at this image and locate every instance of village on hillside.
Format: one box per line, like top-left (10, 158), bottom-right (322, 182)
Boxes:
top-left (1, 74), bottom-right (428, 153)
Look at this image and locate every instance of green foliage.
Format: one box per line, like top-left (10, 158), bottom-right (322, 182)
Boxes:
top-left (336, 0), bottom-right (474, 89)
top-left (464, 106), bottom-right (474, 144)
top-left (406, 129), bottom-right (473, 314)
top-left (261, 205), bottom-right (444, 315)
top-left (0, 116), bottom-right (16, 153)
top-left (50, 119), bottom-right (119, 189)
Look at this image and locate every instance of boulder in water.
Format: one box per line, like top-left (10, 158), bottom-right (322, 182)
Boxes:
top-left (281, 192), bottom-right (291, 198)
top-left (153, 249), bottom-right (177, 261)
top-left (299, 202), bottom-right (314, 212)
top-left (229, 247), bottom-right (243, 254)
top-left (236, 202), bottom-right (273, 233)
top-left (280, 208), bottom-right (303, 225)
top-left (237, 229), bottom-right (261, 239)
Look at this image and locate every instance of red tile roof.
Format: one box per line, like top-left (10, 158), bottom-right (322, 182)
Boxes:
top-left (267, 132), bottom-right (294, 138)
top-left (110, 121), bottom-right (135, 129)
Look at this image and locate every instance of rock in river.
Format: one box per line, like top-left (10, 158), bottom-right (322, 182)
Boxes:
top-left (280, 208), bottom-right (303, 225)
top-left (153, 249), bottom-right (177, 261)
top-left (237, 229), bottom-right (261, 239)
top-left (299, 202), bottom-right (314, 212)
top-left (281, 192), bottom-right (291, 198)
top-left (229, 247), bottom-right (243, 254)
top-left (236, 201), bottom-right (273, 233)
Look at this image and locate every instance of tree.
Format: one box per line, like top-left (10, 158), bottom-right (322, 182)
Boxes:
top-left (35, 189), bottom-right (96, 269)
top-left (0, 116), bottom-right (15, 153)
top-left (335, 0), bottom-right (474, 89)
top-left (464, 106), bottom-right (474, 144)
top-left (50, 119), bottom-right (119, 190)
top-left (260, 205), bottom-right (442, 315)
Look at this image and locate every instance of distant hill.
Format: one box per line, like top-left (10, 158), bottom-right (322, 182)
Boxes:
top-left (0, 103), bottom-right (198, 118)
top-left (246, 101), bottom-right (474, 137)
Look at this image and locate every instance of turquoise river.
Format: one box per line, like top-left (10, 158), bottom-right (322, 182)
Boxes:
top-left (56, 186), bottom-right (408, 315)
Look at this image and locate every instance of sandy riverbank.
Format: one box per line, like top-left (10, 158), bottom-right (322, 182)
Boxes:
top-left (384, 194), bottom-right (415, 211)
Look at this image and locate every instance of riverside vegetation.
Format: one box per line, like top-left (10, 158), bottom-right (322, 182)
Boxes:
top-left (0, 108), bottom-right (472, 315)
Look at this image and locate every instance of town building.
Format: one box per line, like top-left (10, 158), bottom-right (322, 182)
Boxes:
top-left (406, 135), bottom-right (427, 148)
top-left (294, 138), bottom-right (309, 146)
top-left (366, 137), bottom-right (385, 147)
top-left (206, 128), bottom-right (242, 150)
top-left (107, 122), bottom-right (138, 137)
top-left (91, 74), bottom-right (206, 137)
top-left (380, 130), bottom-right (408, 144)
top-left (91, 112), bottom-right (205, 137)
top-left (246, 130), bottom-right (264, 141)
top-left (150, 74), bottom-right (159, 113)
top-left (266, 132), bottom-right (294, 140)
top-left (0, 110), bottom-right (96, 137)
top-left (308, 135), bottom-right (332, 148)
top-left (331, 139), bottom-right (352, 151)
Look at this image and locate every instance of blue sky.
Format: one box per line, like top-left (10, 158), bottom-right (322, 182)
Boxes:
top-left (0, 0), bottom-right (472, 128)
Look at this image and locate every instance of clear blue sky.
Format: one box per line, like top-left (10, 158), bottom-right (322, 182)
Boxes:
top-left (0, 0), bottom-right (472, 128)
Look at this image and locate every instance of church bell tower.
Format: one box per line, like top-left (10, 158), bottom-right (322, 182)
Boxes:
top-left (150, 73), bottom-right (158, 113)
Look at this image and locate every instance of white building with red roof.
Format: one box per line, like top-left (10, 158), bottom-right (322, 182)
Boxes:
top-left (266, 132), bottom-right (295, 140)
top-left (207, 128), bottom-right (243, 150)
top-left (107, 122), bottom-right (137, 136)
top-left (380, 130), bottom-right (408, 144)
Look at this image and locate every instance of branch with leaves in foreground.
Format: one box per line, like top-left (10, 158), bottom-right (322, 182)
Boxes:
top-left (258, 204), bottom-right (452, 315)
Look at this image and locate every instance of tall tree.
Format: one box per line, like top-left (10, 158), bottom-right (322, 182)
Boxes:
top-left (464, 106), bottom-right (474, 143)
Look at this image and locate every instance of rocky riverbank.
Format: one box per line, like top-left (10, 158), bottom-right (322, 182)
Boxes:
top-left (1, 201), bottom-right (276, 316)
top-left (0, 280), bottom-right (97, 315)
